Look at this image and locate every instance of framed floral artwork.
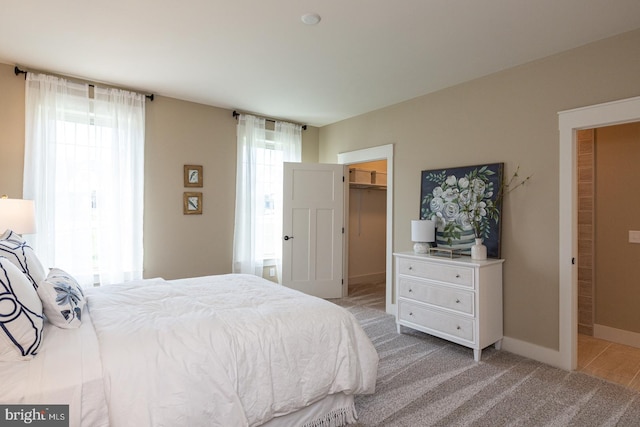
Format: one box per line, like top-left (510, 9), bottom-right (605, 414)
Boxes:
top-left (184, 165), bottom-right (203, 187)
top-left (420, 163), bottom-right (504, 258)
top-left (183, 192), bottom-right (202, 215)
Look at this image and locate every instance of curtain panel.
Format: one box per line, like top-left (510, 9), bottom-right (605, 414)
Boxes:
top-left (23, 73), bottom-right (145, 287)
top-left (233, 114), bottom-right (302, 281)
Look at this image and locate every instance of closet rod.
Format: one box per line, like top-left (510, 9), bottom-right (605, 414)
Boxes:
top-left (232, 110), bottom-right (307, 130)
top-left (14, 66), bottom-right (154, 101)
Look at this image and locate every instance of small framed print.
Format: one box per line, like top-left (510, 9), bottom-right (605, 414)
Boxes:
top-left (183, 192), bottom-right (202, 215)
top-left (184, 165), bottom-right (203, 187)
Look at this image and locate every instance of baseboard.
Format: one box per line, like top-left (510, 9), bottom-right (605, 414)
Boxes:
top-left (594, 324), bottom-right (640, 349)
top-left (501, 336), bottom-right (564, 369)
top-left (348, 272), bottom-right (386, 285)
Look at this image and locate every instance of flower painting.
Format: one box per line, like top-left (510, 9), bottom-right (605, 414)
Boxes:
top-left (420, 163), bottom-right (504, 258)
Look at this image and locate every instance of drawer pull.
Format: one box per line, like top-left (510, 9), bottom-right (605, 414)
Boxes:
top-left (455, 299), bottom-right (460, 304)
top-left (457, 326), bottom-right (461, 330)
top-left (409, 312), bottom-right (414, 316)
top-left (408, 266), bottom-right (413, 271)
top-left (408, 288), bottom-right (413, 293)
top-left (455, 274), bottom-right (461, 278)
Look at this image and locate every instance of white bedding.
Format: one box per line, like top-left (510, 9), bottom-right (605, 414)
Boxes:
top-left (84, 274), bottom-right (378, 426)
top-left (0, 304), bottom-right (109, 427)
top-left (0, 274), bottom-right (377, 426)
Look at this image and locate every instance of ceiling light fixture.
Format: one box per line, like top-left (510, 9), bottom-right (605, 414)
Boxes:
top-left (301, 13), bottom-right (321, 25)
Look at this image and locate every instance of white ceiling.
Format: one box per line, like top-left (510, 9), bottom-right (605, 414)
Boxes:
top-left (2, 0), bottom-right (640, 127)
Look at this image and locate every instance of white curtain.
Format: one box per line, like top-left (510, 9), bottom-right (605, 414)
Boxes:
top-left (273, 121), bottom-right (302, 283)
top-left (24, 73), bottom-right (145, 287)
top-left (233, 114), bottom-right (301, 281)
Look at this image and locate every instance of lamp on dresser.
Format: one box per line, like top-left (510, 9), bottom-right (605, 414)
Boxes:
top-left (0, 195), bottom-right (36, 235)
top-left (411, 219), bottom-right (435, 254)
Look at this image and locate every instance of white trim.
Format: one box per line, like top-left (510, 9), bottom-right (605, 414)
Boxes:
top-left (594, 324), bottom-right (640, 349)
top-left (558, 95), bottom-right (640, 371)
top-left (338, 144), bottom-right (395, 315)
top-left (501, 337), bottom-right (563, 368)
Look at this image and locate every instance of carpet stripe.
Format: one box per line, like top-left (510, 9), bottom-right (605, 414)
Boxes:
top-left (334, 284), bottom-right (640, 426)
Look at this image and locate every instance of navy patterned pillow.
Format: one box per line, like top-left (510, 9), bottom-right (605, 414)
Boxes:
top-left (0, 229), bottom-right (46, 290)
top-left (0, 256), bottom-right (44, 361)
top-left (37, 268), bottom-right (85, 329)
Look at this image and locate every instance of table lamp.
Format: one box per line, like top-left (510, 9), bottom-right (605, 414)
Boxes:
top-left (0, 196), bottom-right (36, 235)
top-left (411, 219), bottom-right (435, 254)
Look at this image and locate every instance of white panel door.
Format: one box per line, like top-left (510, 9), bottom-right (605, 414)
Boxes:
top-left (282, 162), bottom-right (344, 298)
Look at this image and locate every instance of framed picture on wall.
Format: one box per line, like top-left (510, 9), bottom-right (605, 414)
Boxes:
top-left (184, 165), bottom-right (203, 187)
top-left (420, 163), bottom-right (504, 258)
top-left (183, 192), bottom-right (203, 215)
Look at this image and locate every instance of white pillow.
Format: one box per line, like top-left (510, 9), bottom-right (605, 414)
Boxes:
top-left (37, 268), bottom-right (85, 329)
top-left (0, 256), bottom-right (44, 361)
top-left (0, 229), bottom-right (46, 290)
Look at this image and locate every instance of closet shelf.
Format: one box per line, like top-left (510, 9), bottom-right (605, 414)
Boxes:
top-left (349, 183), bottom-right (387, 190)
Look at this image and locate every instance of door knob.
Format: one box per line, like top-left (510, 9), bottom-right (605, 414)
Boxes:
top-left (283, 235), bottom-right (294, 241)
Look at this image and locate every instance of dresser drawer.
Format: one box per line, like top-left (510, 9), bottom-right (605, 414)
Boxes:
top-left (397, 257), bottom-right (474, 287)
top-left (398, 300), bottom-right (475, 343)
top-left (398, 277), bottom-right (474, 315)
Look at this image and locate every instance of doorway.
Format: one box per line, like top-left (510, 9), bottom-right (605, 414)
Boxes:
top-left (558, 95), bottom-right (640, 371)
top-left (338, 144), bottom-right (395, 315)
top-left (347, 160), bottom-right (387, 311)
top-left (576, 123), bottom-right (640, 390)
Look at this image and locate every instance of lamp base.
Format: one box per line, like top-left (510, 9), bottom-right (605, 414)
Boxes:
top-left (413, 242), bottom-right (431, 254)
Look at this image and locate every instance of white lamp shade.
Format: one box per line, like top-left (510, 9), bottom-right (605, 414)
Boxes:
top-left (0, 198), bottom-right (36, 235)
top-left (411, 219), bottom-right (435, 243)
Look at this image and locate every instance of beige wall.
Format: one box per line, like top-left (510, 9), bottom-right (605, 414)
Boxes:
top-left (348, 187), bottom-right (386, 282)
top-left (0, 62), bottom-right (319, 281)
top-left (595, 122), bottom-right (640, 333)
top-left (143, 96), bottom-right (237, 279)
top-left (319, 29), bottom-right (640, 351)
top-left (0, 65), bottom-right (25, 199)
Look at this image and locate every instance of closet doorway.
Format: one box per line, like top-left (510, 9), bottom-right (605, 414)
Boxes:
top-left (347, 160), bottom-right (387, 311)
top-left (338, 144), bottom-right (394, 315)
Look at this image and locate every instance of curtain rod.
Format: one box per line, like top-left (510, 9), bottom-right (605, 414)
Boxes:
top-left (232, 110), bottom-right (307, 131)
top-left (14, 66), bottom-right (154, 101)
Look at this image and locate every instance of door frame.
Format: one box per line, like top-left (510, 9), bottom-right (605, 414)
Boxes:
top-left (337, 144), bottom-right (394, 315)
top-left (558, 95), bottom-right (640, 370)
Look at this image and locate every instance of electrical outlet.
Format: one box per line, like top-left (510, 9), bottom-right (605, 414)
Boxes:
top-left (629, 231), bottom-right (640, 244)
top-left (269, 267), bottom-right (276, 277)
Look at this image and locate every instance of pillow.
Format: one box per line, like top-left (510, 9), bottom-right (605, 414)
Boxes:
top-left (0, 256), bottom-right (44, 361)
top-left (0, 229), bottom-right (46, 290)
top-left (37, 268), bottom-right (85, 329)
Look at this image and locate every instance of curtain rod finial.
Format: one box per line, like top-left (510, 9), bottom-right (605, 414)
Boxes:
top-left (14, 66), bottom-right (27, 79)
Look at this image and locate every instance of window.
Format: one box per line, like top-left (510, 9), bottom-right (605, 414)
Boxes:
top-left (233, 115), bottom-right (301, 280)
top-left (24, 73), bottom-right (145, 287)
top-left (256, 133), bottom-right (284, 260)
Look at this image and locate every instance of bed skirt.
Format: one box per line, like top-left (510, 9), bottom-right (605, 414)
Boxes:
top-left (261, 393), bottom-right (357, 427)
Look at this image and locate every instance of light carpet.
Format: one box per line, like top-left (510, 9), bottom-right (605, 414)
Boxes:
top-left (331, 284), bottom-right (640, 427)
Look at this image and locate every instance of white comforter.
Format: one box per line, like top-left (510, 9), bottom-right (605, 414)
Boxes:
top-left (85, 274), bottom-right (378, 427)
top-left (0, 305), bottom-right (109, 426)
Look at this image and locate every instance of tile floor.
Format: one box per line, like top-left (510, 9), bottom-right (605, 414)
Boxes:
top-left (578, 334), bottom-right (640, 392)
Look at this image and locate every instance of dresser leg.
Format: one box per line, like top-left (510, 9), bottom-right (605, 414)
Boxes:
top-left (494, 339), bottom-right (503, 351)
top-left (397, 324), bottom-right (402, 334)
top-left (474, 349), bottom-right (481, 362)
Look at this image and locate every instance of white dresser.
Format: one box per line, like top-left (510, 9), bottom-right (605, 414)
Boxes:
top-left (394, 251), bottom-right (504, 361)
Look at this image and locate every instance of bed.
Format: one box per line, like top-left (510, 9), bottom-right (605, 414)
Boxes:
top-left (0, 272), bottom-right (379, 427)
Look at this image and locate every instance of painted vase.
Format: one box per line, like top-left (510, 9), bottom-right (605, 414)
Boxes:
top-left (471, 238), bottom-right (487, 260)
top-left (435, 228), bottom-right (476, 253)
